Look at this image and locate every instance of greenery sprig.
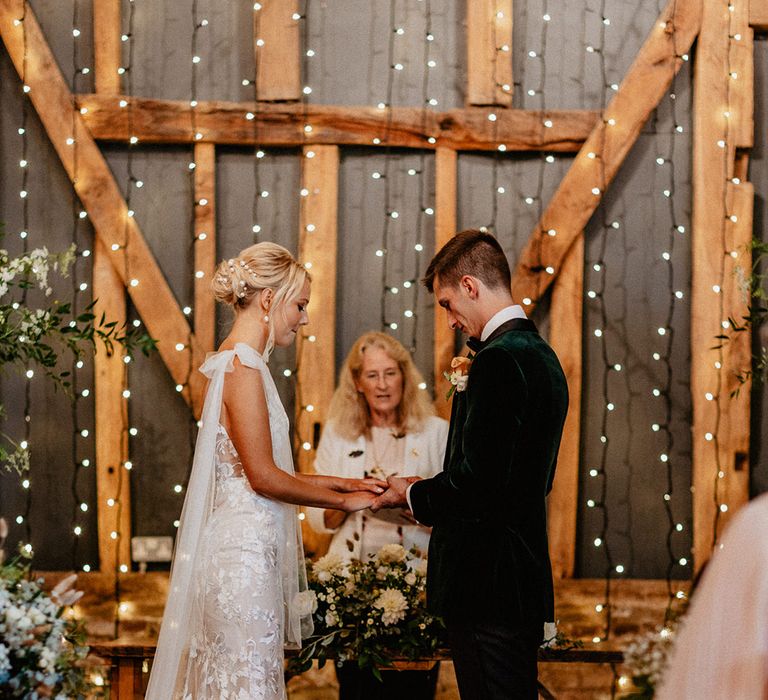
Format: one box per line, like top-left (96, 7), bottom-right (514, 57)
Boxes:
top-left (0, 240), bottom-right (156, 474)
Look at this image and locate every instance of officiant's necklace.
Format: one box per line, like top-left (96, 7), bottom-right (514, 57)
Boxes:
top-left (368, 426), bottom-right (404, 475)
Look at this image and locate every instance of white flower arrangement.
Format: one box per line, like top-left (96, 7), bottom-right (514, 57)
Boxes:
top-left (288, 544), bottom-right (446, 676)
top-left (0, 519), bottom-right (94, 698)
top-left (623, 623), bottom-right (678, 698)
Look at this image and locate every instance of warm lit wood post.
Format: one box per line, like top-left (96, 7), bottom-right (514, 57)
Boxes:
top-left (511, 0), bottom-right (702, 309)
top-left (93, 0), bottom-right (121, 95)
top-left (296, 145), bottom-right (338, 555)
top-left (750, 0), bottom-right (768, 30)
top-left (93, 239), bottom-right (131, 574)
top-left (433, 148), bottom-right (458, 420)
top-left (548, 237), bottom-right (584, 579)
top-left (193, 143), bottom-right (216, 354)
top-left (91, 0), bottom-right (130, 574)
top-left (691, 0), bottom-right (753, 572)
top-left (0, 0), bottom-right (207, 419)
top-left (467, 0), bottom-right (513, 106)
top-left (254, 0), bottom-right (301, 102)
top-left (295, 145), bottom-right (339, 472)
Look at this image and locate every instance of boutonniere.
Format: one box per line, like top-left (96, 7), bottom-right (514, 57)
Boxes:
top-left (443, 353), bottom-right (474, 400)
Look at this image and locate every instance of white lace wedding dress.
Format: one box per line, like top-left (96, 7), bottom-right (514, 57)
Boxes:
top-left (146, 343), bottom-right (313, 700)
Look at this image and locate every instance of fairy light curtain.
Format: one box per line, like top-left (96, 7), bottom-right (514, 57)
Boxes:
top-left (0, 0), bottom-right (758, 596)
top-left (0, 0), bottom-right (99, 570)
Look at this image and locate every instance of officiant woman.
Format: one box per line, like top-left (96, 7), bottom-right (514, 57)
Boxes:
top-left (307, 331), bottom-right (448, 700)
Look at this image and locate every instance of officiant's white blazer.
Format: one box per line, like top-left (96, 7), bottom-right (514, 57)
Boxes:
top-left (306, 416), bottom-right (448, 560)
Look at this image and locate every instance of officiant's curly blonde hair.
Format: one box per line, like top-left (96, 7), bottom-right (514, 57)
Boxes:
top-left (327, 332), bottom-right (436, 440)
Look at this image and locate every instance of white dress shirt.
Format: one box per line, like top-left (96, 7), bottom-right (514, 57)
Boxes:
top-left (480, 304), bottom-right (528, 341)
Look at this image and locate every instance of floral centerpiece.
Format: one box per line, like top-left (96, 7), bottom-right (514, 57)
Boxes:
top-left (288, 544), bottom-right (446, 678)
top-left (0, 519), bottom-right (95, 698)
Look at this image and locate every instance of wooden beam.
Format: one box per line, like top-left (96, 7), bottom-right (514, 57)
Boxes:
top-left (295, 145), bottom-right (339, 472)
top-left (0, 0), bottom-right (207, 417)
top-left (296, 146), bottom-right (338, 557)
top-left (510, 0), bottom-right (702, 310)
top-left (548, 236), bottom-right (584, 579)
top-left (92, 0), bottom-right (129, 577)
top-left (691, 0), bottom-right (752, 572)
top-left (74, 94), bottom-right (598, 153)
top-left (92, 0), bottom-right (121, 95)
top-left (193, 143), bottom-right (216, 354)
top-left (730, 26), bottom-right (754, 149)
top-left (433, 148), bottom-right (457, 420)
top-left (93, 238), bottom-right (131, 575)
top-left (467, 0), bottom-right (513, 106)
top-left (750, 0), bottom-right (768, 30)
top-left (254, 0), bottom-right (300, 102)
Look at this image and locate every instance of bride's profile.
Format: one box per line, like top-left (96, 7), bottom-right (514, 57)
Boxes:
top-left (146, 242), bottom-right (386, 699)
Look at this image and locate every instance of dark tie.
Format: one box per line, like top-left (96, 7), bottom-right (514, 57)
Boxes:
top-left (466, 336), bottom-right (484, 353)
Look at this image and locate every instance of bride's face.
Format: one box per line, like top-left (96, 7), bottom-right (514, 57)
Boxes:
top-left (273, 278), bottom-right (311, 347)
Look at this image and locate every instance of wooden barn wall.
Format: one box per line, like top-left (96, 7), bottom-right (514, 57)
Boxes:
top-left (0, 0), bottom-right (763, 580)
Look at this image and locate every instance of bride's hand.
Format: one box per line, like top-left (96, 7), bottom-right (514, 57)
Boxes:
top-left (333, 476), bottom-right (387, 494)
top-left (342, 490), bottom-right (381, 512)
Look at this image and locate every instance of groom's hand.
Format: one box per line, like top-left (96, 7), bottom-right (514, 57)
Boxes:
top-left (370, 475), bottom-right (421, 512)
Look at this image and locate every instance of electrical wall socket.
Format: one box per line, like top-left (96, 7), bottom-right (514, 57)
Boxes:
top-left (131, 536), bottom-right (173, 562)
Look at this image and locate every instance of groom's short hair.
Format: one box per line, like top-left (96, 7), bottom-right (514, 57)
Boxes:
top-left (422, 229), bottom-right (512, 293)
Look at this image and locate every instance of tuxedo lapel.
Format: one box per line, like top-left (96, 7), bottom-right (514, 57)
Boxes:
top-left (467, 317), bottom-right (538, 353)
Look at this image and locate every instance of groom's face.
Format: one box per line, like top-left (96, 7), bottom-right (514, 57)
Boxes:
top-left (433, 275), bottom-right (483, 339)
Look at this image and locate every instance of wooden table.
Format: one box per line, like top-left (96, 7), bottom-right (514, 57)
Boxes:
top-left (90, 641), bottom-right (625, 699)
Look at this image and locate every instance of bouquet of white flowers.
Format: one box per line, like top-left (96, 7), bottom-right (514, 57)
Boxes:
top-left (0, 519), bottom-right (94, 698)
top-left (288, 544), bottom-right (445, 678)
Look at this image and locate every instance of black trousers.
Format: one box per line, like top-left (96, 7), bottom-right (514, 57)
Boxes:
top-left (335, 660), bottom-right (439, 700)
top-left (445, 620), bottom-right (541, 700)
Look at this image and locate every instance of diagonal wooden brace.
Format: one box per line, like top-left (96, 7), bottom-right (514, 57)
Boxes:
top-left (511, 0), bottom-right (703, 309)
top-left (0, 0), bottom-right (207, 417)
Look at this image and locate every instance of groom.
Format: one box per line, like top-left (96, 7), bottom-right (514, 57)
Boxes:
top-left (372, 229), bottom-right (569, 699)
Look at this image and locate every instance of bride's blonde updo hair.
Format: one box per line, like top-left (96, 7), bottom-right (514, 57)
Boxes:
top-left (212, 242), bottom-right (310, 359)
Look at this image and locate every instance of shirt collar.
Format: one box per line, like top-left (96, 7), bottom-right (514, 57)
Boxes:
top-left (480, 305), bottom-right (528, 342)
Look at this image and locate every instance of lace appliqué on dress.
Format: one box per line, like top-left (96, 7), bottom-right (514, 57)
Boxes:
top-left (180, 426), bottom-right (285, 699)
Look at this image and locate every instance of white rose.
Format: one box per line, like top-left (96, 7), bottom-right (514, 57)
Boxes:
top-left (293, 590), bottom-right (318, 617)
top-left (376, 544), bottom-right (407, 564)
top-left (404, 572), bottom-right (417, 586)
top-left (413, 558), bottom-right (428, 577)
top-left (452, 373), bottom-right (469, 392)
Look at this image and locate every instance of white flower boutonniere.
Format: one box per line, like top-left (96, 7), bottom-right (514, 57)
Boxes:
top-left (443, 354), bottom-right (474, 400)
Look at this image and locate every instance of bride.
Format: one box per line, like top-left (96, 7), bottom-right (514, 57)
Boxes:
top-left (146, 242), bottom-right (386, 699)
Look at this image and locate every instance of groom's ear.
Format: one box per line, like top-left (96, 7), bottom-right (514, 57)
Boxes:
top-left (459, 275), bottom-right (480, 300)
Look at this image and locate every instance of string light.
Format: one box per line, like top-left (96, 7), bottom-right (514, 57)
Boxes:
top-left (585, 0), bottom-right (617, 645)
top-left (10, 1), bottom-right (32, 559)
top-left (709, 0), bottom-right (743, 554)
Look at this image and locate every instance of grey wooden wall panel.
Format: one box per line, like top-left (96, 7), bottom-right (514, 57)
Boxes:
top-left (0, 1), bottom-right (762, 576)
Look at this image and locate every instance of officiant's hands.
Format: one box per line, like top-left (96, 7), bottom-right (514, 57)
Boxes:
top-left (370, 475), bottom-right (421, 512)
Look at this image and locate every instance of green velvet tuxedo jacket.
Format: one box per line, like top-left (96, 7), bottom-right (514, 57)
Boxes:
top-left (409, 318), bottom-right (568, 629)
